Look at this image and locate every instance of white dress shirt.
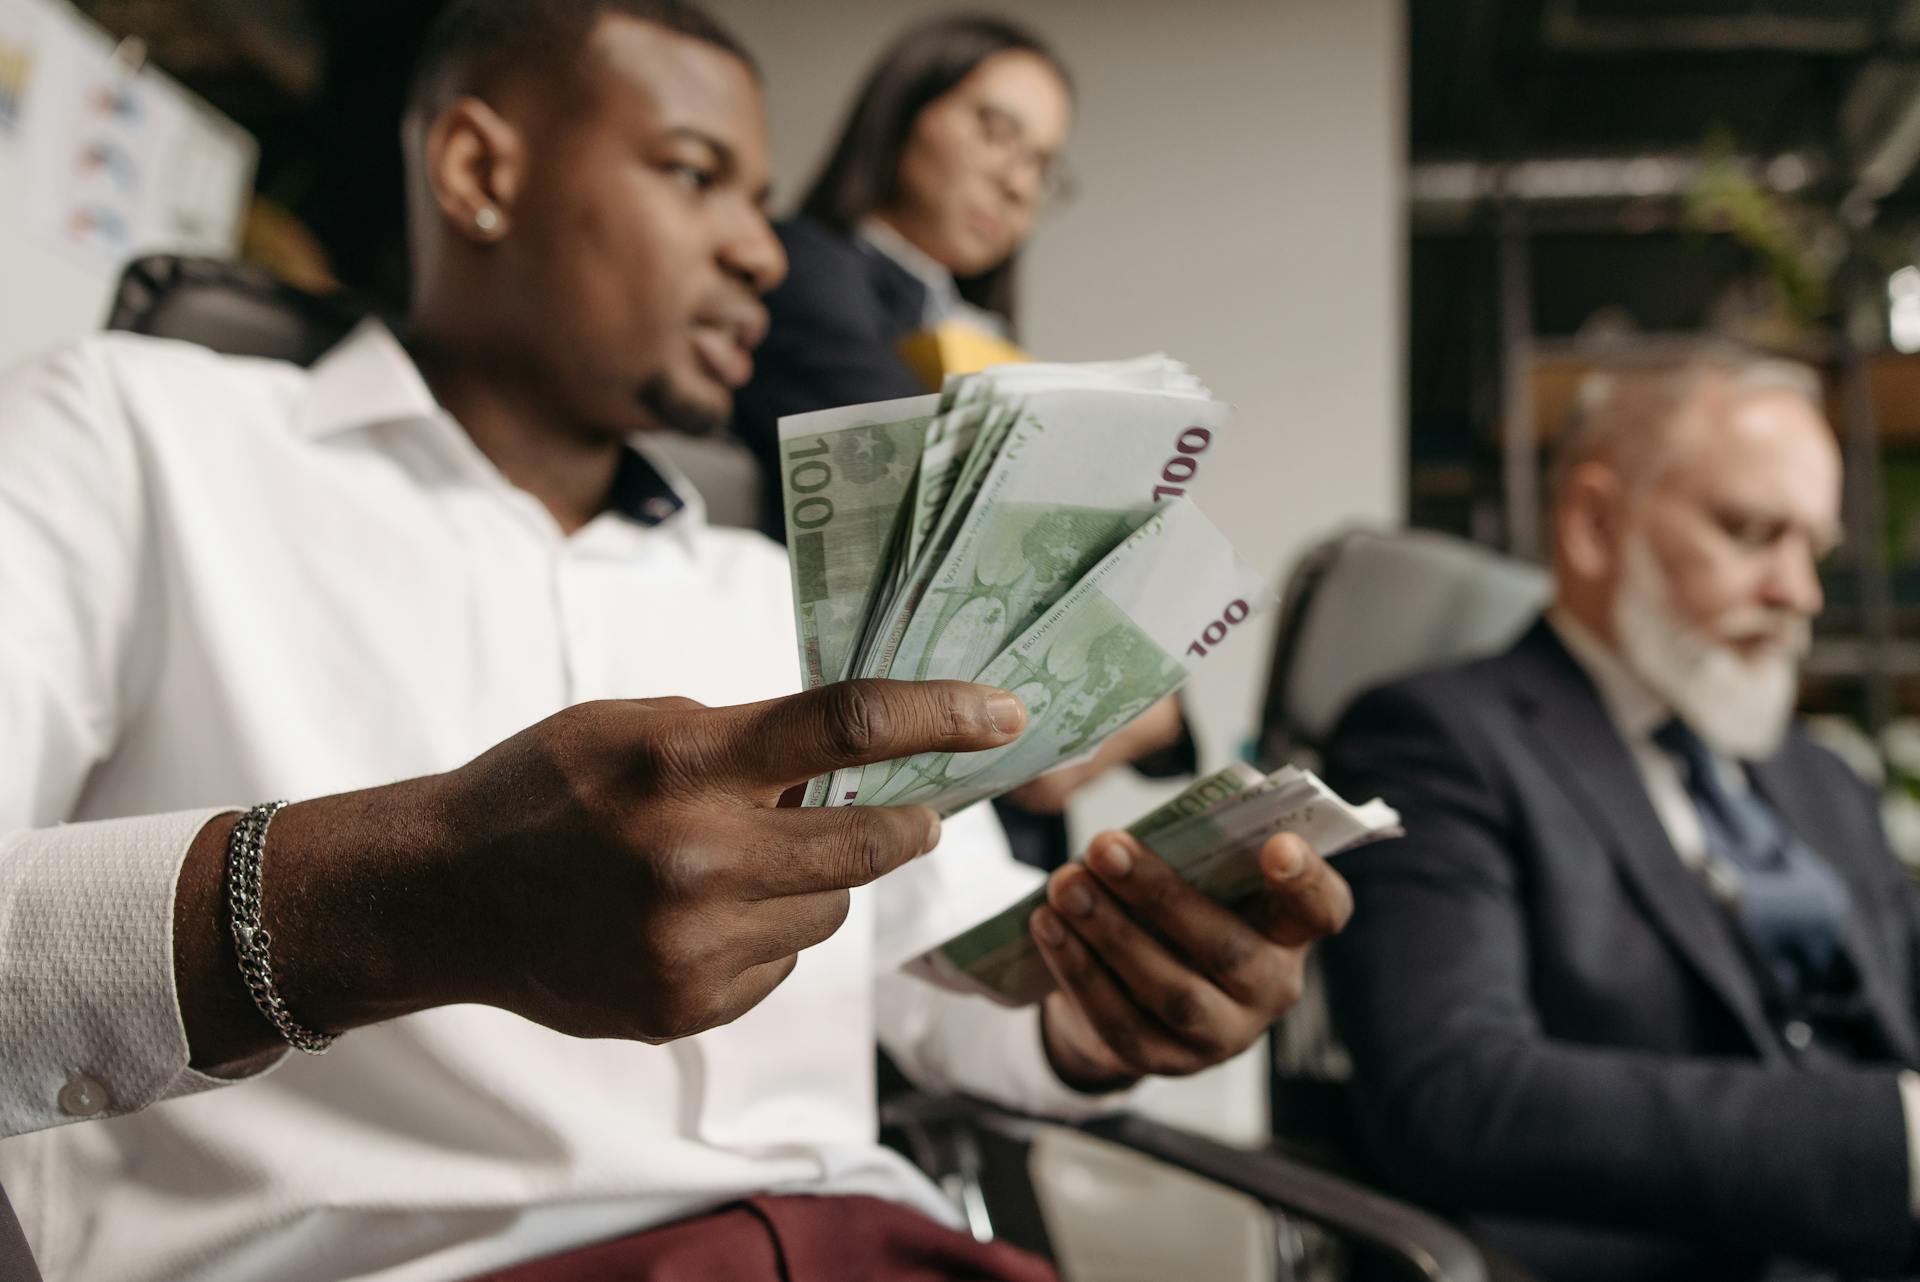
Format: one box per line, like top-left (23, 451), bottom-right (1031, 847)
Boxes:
top-left (1548, 609), bottom-right (1731, 888)
top-left (0, 323), bottom-right (1121, 1282)
top-left (1547, 607), bottom-right (1920, 1217)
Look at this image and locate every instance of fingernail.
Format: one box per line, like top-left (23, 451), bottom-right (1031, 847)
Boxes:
top-left (1268, 837), bottom-right (1306, 880)
top-left (984, 691), bottom-right (1026, 736)
top-left (1031, 907), bottom-right (1066, 947)
top-left (922, 811), bottom-right (942, 854)
top-left (1058, 880), bottom-right (1094, 918)
top-left (1090, 837), bottom-right (1132, 879)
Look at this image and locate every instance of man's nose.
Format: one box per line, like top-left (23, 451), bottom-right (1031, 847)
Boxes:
top-left (721, 208), bottom-right (788, 295)
top-left (1762, 539), bottom-right (1824, 617)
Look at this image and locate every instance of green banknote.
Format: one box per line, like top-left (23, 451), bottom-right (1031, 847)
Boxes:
top-left (917, 762), bottom-right (1265, 1004)
top-left (878, 360), bottom-right (1210, 673)
top-left (828, 497), bottom-right (1269, 813)
top-left (914, 765), bottom-right (1402, 1007)
top-left (776, 354), bottom-right (1266, 819)
top-left (1128, 760), bottom-right (1266, 840)
top-left (858, 387), bottom-right (1232, 687)
top-left (780, 394), bottom-right (941, 692)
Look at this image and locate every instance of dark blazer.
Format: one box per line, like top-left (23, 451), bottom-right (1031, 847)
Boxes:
top-left (1322, 619), bottom-right (1920, 1282)
top-left (731, 214), bottom-right (928, 542)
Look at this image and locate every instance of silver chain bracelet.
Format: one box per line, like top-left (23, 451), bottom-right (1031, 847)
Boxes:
top-left (225, 800), bottom-right (336, 1054)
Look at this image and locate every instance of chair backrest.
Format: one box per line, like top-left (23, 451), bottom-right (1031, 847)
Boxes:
top-left (1256, 527), bottom-right (1552, 767)
top-left (107, 255), bottom-right (366, 366)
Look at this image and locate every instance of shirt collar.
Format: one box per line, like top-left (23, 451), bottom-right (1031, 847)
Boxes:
top-left (297, 318), bottom-right (696, 532)
top-left (1547, 604), bottom-right (1671, 741)
top-left (297, 318), bottom-right (444, 440)
top-left (858, 217), bottom-right (959, 304)
top-left (856, 217), bottom-right (1009, 338)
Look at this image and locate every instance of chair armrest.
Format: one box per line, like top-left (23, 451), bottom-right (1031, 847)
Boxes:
top-left (884, 1094), bottom-right (1490, 1282)
top-left (1076, 1112), bottom-right (1488, 1282)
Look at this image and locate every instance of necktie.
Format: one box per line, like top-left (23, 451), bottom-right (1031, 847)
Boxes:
top-left (1652, 717), bottom-right (1853, 999)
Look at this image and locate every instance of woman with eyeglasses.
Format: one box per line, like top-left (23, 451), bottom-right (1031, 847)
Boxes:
top-left (733, 15), bottom-right (1073, 540)
top-left (733, 14), bottom-right (1191, 872)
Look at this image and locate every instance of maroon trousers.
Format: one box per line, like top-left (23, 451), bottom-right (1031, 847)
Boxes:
top-left (469, 1194), bottom-right (1059, 1282)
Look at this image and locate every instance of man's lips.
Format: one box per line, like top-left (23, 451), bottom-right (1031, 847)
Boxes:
top-left (691, 321), bottom-right (755, 389)
top-left (1721, 629), bottom-right (1809, 663)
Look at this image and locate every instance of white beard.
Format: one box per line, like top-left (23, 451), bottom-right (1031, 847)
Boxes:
top-left (1611, 532), bottom-right (1808, 760)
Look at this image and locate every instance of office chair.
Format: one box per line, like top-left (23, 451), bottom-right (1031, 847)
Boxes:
top-left (100, 254), bottom-right (1499, 1282)
top-left (106, 254), bottom-right (367, 365)
top-left (1255, 528), bottom-right (1552, 774)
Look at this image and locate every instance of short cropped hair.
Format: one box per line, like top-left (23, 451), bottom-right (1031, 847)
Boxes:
top-left (1548, 343), bottom-right (1824, 507)
top-left (404, 0), bottom-right (755, 126)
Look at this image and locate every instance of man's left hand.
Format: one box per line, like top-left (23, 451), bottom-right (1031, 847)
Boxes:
top-left (1032, 830), bottom-right (1351, 1091)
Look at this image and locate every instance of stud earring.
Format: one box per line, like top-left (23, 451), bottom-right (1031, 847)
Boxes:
top-left (474, 207), bottom-right (500, 233)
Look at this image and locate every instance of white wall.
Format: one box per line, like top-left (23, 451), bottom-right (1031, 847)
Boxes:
top-left (0, 0), bottom-right (254, 371)
top-left (709, 0), bottom-right (1405, 814)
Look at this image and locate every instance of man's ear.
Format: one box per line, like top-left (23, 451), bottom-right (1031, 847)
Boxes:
top-left (1557, 461), bottom-right (1628, 582)
top-left (423, 97), bottom-right (528, 244)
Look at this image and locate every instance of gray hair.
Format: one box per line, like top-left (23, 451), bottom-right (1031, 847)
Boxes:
top-left (1547, 343), bottom-right (1824, 507)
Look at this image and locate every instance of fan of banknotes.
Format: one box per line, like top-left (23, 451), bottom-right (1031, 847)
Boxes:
top-left (779, 356), bottom-right (1270, 815)
top-left (917, 761), bottom-right (1402, 1006)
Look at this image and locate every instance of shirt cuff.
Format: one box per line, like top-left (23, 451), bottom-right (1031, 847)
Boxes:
top-left (0, 808), bottom-right (268, 1138)
top-left (876, 967), bottom-right (1135, 1121)
top-left (1001, 1002), bottom-right (1138, 1120)
top-left (1899, 1069), bottom-right (1920, 1219)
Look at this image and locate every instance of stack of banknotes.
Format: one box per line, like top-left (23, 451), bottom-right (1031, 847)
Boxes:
top-left (779, 356), bottom-right (1269, 815)
top-left (916, 761), bottom-right (1402, 1006)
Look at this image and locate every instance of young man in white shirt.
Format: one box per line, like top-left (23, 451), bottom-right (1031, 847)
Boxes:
top-left (0, 2), bottom-right (1350, 1278)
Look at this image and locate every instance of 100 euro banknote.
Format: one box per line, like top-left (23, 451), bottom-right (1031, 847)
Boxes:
top-left (822, 497), bottom-right (1270, 814)
top-left (914, 765), bottom-right (1402, 1006)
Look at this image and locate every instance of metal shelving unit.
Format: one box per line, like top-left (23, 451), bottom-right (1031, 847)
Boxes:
top-left (1409, 0), bottom-right (1920, 735)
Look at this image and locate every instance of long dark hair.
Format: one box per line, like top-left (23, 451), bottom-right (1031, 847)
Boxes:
top-left (799, 14), bottom-right (1072, 327)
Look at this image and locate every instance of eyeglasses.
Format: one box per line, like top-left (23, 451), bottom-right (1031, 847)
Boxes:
top-left (969, 101), bottom-right (1077, 206)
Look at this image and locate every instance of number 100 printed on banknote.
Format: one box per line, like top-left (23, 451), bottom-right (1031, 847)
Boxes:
top-left (779, 357), bottom-right (1271, 815)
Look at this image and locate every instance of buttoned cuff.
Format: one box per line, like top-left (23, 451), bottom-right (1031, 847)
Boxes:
top-left (876, 968), bottom-right (1135, 1121)
top-left (0, 808), bottom-right (279, 1138)
top-left (999, 1002), bottom-right (1140, 1119)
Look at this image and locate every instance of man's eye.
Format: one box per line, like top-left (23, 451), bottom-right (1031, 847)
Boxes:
top-left (1720, 517), bottom-right (1781, 548)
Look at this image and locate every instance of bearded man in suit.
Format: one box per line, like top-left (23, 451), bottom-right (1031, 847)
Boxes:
top-left (1324, 346), bottom-right (1920, 1282)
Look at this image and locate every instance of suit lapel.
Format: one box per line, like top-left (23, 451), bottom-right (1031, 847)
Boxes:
top-left (861, 243), bottom-right (930, 340)
top-left (1504, 624), bottom-right (1781, 1058)
top-left (1748, 752), bottom-right (1920, 1066)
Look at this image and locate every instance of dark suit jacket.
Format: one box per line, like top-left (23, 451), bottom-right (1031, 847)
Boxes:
top-left (1322, 619), bottom-right (1920, 1282)
top-left (731, 214), bottom-right (928, 543)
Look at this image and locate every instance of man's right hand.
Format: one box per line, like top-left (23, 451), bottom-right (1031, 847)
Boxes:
top-left (174, 680), bottom-right (1025, 1073)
